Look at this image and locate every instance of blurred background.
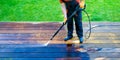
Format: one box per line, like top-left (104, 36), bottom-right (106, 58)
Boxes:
top-left (0, 0), bottom-right (120, 22)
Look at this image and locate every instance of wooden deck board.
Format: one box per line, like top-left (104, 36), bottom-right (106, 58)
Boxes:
top-left (0, 22), bottom-right (120, 60)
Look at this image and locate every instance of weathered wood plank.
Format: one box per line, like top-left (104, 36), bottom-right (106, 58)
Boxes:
top-left (0, 22), bottom-right (120, 60)
top-left (0, 52), bottom-right (119, 58)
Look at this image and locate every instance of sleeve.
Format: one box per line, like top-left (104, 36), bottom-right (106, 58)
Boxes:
top-left (59, 0), bottom-right (63, 3)
top-left (76, 0), bottom-right (80, 4)
top-left (76, 0), bottom-right (85, 4)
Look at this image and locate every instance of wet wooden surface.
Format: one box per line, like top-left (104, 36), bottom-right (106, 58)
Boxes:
top-left (0, 22), bottom-right (120, 60)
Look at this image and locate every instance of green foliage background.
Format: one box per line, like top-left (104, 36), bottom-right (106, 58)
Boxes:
top-left (0, 0), bottom-right (120, 22)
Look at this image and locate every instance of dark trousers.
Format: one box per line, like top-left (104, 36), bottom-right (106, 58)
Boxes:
top-left (67, 9), bottom-right (83, 38)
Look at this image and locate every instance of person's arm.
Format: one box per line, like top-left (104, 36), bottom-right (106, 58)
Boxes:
top-left (60, 0), bottom-right (67, 23)
top-left (79, 0), bottom-right (85, 8)
top-left (61, 3), bottom-right (67, 23)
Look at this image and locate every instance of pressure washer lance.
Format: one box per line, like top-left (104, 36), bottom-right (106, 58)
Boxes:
top-left (47, 5), bottom-right (91, 45)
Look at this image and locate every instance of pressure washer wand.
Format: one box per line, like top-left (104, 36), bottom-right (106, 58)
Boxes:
top-left (50, 22), bottom-right (64, 40)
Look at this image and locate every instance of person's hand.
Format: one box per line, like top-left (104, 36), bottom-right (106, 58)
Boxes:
top-left (63, 17), bottom-right (67, 24)
top-left (80, 1), bottom-right (85, 9)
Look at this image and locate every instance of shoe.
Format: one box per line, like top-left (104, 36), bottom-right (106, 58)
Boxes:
top-left (64, 36), bottom-right (73, 41)
top-left (79, 37), bottom-right (84, 44)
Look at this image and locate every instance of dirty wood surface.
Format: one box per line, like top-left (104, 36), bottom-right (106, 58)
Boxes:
top-left (0, 22), bottom-right (120, 60)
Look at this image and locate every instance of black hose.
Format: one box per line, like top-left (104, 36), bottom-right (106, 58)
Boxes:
top-left (82, 9), bottom-right (91, 40)
top-left (81, 4), bottom-right (92, 41)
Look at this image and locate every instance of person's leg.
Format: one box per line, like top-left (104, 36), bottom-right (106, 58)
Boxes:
top-left (64, 12), bottom-right (74, 41)
top-left (74, 10), bottom-right (83, 43)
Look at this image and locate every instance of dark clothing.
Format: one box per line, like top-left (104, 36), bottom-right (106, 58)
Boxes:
top-left (63, 0), bottom-right (79, 11)
top-left (60, 0), bottom-right (83, 38)
top-left (67, 8), bottom-right (83, 38)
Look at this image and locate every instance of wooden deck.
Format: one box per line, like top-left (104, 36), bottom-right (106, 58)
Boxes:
top-left (0, 22), bottom-right (120, 60)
